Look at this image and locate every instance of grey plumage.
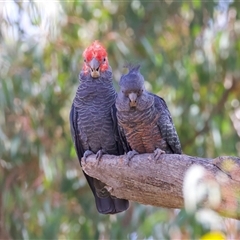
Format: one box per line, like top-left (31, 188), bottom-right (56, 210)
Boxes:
top-left (69, 43), bottom-right (129, 214)
top-left (116, 65), bottom-right (182, 159)
top-left (73, 70), bottom-right (118, 156)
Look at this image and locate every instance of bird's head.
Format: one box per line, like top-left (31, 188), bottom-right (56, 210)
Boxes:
top-left (82, 41), bottom-right (109, 78)
top-left (120, 65), bottom-right (144, 108)
top-left (117, 65), bottom-right (154, 111)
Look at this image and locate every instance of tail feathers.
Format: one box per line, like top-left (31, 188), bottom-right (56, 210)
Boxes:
top-left (95, 196), bottom-right (129, 214)
top-left (83, 172), bottom-right (129, 214)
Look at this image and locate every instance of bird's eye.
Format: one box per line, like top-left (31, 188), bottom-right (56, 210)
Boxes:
top-left (84, 59), bottom-right (86, 62)
top-left (103, 58), bottom-right (106, 62)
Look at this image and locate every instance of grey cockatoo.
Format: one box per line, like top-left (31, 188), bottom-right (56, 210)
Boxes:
top-left (70, 41), bottom-right (129, 214)
top-left (116, 65), bottom-right (182, 163)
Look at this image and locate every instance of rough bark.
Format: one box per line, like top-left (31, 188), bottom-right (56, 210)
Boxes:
top-left (82, 153), bottom-right (240, 220)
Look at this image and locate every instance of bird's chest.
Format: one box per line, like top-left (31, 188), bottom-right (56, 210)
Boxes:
top-left (74, 81), bottom-right (116, 114)
top-left (118, 108), bottom-right (163, 153)
top-left (73, 83), bottom-right (116, 146)
top-left (75, 103), bottom-right (115, 152)
top-left (119, 108), bottom-right (157, 129)
top-left (75, 99), bottom-right (114, 136)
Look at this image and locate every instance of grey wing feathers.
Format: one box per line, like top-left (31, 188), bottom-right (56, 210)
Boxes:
top-left (118, 125), bottom-right (131, 153)
top-left (69, 103), bottom-right (85, 165)
top-left (152, 94), bottom-right (182, 154)
top-left (110, 104), bottom-right (127, 155)
top-left (112, 105), bottom-right (131, 153)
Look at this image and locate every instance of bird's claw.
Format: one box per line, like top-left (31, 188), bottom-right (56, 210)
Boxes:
top-left (154, 148), bottom-right (165, 162)
top-left (96, 149), bottom-right (106, 165)
top-left (125, 150), bottom-right (139, 166)
top-left (82, 150), bottom-right (94, 164)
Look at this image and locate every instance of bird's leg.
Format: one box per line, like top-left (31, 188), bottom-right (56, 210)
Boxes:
top-left (154, 148), bottom-right (165, 162)
top-left (125, 150), bottom-right (139, 166)
top-left (96, 149), bottom-right (107, 165)
top-left (82, 150), bottom-right (94, 164)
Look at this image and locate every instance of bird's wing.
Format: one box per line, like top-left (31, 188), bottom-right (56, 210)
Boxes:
top-left (152, 93), bottom-right (182, 154)
top-left (69, 103), bottom-right (85, 165)
top-left (110, 104), bottom-right (129, 154)
top-left (70, 104), bottom-right (97, 199)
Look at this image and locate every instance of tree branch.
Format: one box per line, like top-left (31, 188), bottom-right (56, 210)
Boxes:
top-left (82, 153), bottom-right (240, 219)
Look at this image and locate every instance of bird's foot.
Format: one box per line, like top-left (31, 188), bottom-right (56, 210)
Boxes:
top-left (94, 179), bottom-right (110, 198)
top-left (125, 150), bottom-right (139, 166)
top-left (82, 150), bottom-right (94, 164)
top-left (154, 148), bottom-right (165, 162)
top-left (96, 149), bottom-right (107, 165)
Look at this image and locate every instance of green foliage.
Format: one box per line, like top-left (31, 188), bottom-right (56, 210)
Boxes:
top-left (1, 0), bottom-right (240, 239)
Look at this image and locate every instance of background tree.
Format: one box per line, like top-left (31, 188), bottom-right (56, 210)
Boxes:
top-left (1, 0), bottom-right (240, 239)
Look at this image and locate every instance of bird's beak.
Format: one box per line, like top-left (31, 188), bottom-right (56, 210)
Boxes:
top-left (128, 92), bottom-right (137, 108)
top-left (89, 58), bottom-right (100, 78)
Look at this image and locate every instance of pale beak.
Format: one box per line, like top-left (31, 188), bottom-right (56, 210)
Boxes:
top-left (89, 58), bottom-right (100, 78)
top-left (128, 92), bottom-right (137, 107)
